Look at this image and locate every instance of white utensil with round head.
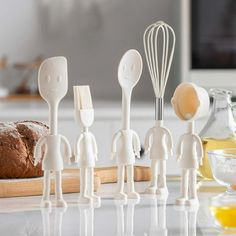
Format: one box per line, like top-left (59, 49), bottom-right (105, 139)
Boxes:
top-left (38, 56), bottom-right (68, 135)
top-left (118, 49), bottom-right (143, 129)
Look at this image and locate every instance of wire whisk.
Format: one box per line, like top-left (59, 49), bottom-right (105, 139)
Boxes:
top-left (143, 21), bottom-right (176, 120)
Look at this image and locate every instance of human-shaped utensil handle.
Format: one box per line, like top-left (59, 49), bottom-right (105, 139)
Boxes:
top-left (172, 82), bottom-right (209, 206)
top-left (75, 130), bottom-right (100, 205)
top-left (34, 134), bottom-right (72, 208)
top-left (144, 120), bottom-right (173, 196)
top-left (112, 49), bottom-right (142, 201)
top-left (36, 56), bottom-right (71, 208)
top-left (176, 122), bottom-right (203, 206)
top-left (73, 85), bottom-right (100, 205)
top-left (111, 129), bottom-right (141, 200)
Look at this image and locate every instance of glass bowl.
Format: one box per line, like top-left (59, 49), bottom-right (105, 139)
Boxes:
top-left (208, 148), bottom-right (236, 190)
top-left (208, 148), bottom-right (236, 230)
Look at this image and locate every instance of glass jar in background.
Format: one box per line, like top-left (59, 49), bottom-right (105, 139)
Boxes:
top-left (198, 89), bottom-right (236, 179)
top-left (13, 57), bottom-right (43, 95)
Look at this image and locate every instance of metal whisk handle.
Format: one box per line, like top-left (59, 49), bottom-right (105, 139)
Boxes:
top-left (155, 97), bottom-right (163, 121)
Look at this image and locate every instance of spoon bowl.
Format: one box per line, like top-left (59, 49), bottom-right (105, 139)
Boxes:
top-left (118, 49), bottom-right (143, 90)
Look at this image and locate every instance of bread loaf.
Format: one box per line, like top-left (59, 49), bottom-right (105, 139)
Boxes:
top-left (0, 120), bottom-right (49, 178)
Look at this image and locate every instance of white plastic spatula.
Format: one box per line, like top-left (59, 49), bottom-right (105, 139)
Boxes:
top-left (35, 56), bottom-right (72, 208)
top-left (118, 49), bottom-right (143, 129)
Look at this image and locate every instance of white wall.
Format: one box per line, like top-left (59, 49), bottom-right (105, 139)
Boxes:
top-left (0, 0), bottom-right (181, 100)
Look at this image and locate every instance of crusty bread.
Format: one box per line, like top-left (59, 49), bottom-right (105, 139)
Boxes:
top-left (0, 120), bottom-right (49, 178)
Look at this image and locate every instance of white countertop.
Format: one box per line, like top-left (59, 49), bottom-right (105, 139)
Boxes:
top-left (0, 181), bottom-right (224, 236)
top-left (0, 100), bottom-right (177, 120)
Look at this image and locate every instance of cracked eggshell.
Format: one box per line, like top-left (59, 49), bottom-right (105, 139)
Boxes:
top-left (171, 82), bottom-right (209, 121)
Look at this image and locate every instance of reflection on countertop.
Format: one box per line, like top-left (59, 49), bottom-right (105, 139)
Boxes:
top-left (0, 181), bottom-right (223, 236)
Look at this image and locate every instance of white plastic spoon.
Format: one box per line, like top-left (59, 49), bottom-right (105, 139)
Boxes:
top-left (118, 49), bottom-right (143, 129)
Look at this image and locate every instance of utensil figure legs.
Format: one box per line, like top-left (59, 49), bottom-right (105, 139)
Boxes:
top-left (146, 160), bottom-right (168, 195)
top-left (127, 164), bottom-right (140, 199)
top-left (112, 130), bottom-right (141, 201)
top-left (189, 169), bottom-right (198, 205)
top-left (176, 169), bottom-right (189, 205)
top-left (144, 123), bottom-right (172, 196)
top-left (115, 165), bottom-right (127, 200)
top-left (157, 160), bottom-right (168, 195)
top-left (41, 170), bottom-right (51, 208)
top-left (55, 171), bottom-right (67, 207)
top-left (87, 167), bottom-right (100, 204)
top-left (146, 160), bottom-right (158, 194)
top-left (78, 167), bottom-right (91, 204)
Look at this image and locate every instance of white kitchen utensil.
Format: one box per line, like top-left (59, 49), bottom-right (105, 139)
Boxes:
top-left (111, 49), bottom-right (142, 200)
top-left (143, 21), bottom-right (175, 196)
top-left (73, 85), bottom-right (100, 205)
top-left (117, 49), bottom-right (143, 129)
top-left (171, 82), bottom-right (209, 206)
top-left (34, 56), bottom-right (72, 208)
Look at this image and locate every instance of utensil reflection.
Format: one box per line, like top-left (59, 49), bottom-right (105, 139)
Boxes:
top-left (144, 195), bottom-right (168, 236)
top-left (175, 205), bottom-right (198, 236)
top-left (115, 198), bottom-right (139, 236)
top-left (78, 202), bottom-right (101, 236)
top-left (41, 207), bottom-right (66, 236)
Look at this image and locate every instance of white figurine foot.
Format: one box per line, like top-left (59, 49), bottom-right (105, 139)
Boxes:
top-left (127, 191), bottom-right (140, 200)
top-left (40, 200), bottom-right (52, 209)
top-left (78, 196), bottom-right (92, 205)
top-left (145, 186), bottom-right (157, 194)
top-left (186, 198), bottom-right (199, 207)
top-left (156, 187), bottom-right (168, 196)
top-left (55, 199), bottom-right (67, 208)
top-left (175, 197), bottom-right (187, 206)
top-left (114, 192), bottom-right (127, 200)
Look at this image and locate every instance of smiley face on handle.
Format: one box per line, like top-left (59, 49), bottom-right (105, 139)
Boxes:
top-left (38, 56), bottom-right (68, 103)
top-left (118, 49), bottom-right (143, 89)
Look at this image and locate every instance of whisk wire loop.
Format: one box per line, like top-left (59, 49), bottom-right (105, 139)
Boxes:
top-left (143, 21), bottom-right (176, 100)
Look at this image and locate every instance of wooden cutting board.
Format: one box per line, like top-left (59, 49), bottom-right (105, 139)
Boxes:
top-left (95, 166), bottom-right (151, 184)
top-left (0, 166), bottom-right (151, 198)
top-left (0, 169), bottom-right (101, 198)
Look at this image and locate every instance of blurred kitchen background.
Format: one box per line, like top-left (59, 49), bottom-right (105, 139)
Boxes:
top-left (0, 0), bottom-right (180, 101)
top-left (1, 0), bottom-right (236, 174)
